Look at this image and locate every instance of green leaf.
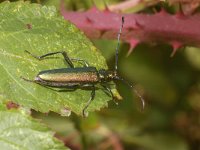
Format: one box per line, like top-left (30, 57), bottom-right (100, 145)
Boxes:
top-left (185, 47), bottom-right (200, 70)
top-left (123, 132), bottom-right (188, 150)
top-left (0, 1), bottom-right (113, 116)
top-left (0, 106), bottom-right (69, 150)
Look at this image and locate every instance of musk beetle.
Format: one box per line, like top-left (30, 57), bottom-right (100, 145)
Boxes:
top-left (21, 17), bottom-right (145, 117)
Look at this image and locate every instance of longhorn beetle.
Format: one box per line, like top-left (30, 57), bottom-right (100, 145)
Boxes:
top-left (21, 17), bottom-right (145, 117)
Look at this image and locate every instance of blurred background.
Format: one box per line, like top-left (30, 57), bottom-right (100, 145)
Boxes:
top-left (3, 0), bottom-right (200, 150)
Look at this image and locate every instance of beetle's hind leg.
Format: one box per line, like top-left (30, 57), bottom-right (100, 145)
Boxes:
top-left (20, 76), bottom-right (35, 83)
top-left (82, 86), bottom-right (95, 117)
top-left (25, 50), bottom-right (74, 68)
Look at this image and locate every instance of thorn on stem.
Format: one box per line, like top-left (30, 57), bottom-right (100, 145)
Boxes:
top-left (170, 41), bottom-right (182, 57)
top-left (126, 39), bottom-right (140, 56)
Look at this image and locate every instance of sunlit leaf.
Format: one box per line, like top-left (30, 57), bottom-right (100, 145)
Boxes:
top-left (0, 1), bottom-right (114, 116)
top-left (0, 105), bottom-right (69, 150)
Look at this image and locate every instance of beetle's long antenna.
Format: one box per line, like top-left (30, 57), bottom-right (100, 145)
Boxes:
top-left (117, 77), bottom-right (145, 109)
top-left (115, 16), bottom-right (125, 71)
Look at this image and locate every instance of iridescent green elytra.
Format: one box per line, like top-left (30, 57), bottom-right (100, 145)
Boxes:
top-left (37, 67), bottom-right (99, 85)
top-left (21, 17), bottom-right (145, 117)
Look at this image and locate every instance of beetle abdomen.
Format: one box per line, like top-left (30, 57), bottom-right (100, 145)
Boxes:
top-left (36, 67), bottom-right (99, 84)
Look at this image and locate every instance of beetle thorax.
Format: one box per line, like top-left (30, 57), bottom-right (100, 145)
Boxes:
top-left (98, 69), bottom-right (118, 82)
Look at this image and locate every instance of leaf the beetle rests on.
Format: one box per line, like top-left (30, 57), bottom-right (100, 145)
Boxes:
top-left (0, 1), bottom-right (119, 116)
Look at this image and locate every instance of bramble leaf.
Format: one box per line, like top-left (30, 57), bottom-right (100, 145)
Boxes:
top-left (0, 1), bottom-right (115, 116)
top-left (0, 104), bottom-right (69, 150)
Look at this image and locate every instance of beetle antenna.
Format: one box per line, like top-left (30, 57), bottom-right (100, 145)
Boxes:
top-left (115, 16), bottom-right (125, 71)
top-left (117, 77), bottom-right (145, 109)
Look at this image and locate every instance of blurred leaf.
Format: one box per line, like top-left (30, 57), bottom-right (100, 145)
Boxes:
top-left (100, 116), bottom-right (188, 150)
top-left (120, 46), bottom-right (178, 106)
top-left (0, 1), bottom-right (115, 116)
top-left (185, 47), bottom-right (200, 70)
top-left (42, 0), bottom-right (63, 9)
top-left (123, 132), bottom-right (188, 150)
top-left (34, 112), bottom-right (77, 136)
top-left (42, 0), bottom-right (70, 10)
top-left (93, 39), bottom-right (117, 60)
top-left (0, 106), bottom-right (69, 150)
top-left (115, 0), bottom-right (160, 13)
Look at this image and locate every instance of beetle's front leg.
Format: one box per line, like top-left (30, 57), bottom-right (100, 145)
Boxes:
top-left (101, 84), bottom-right (118, 105)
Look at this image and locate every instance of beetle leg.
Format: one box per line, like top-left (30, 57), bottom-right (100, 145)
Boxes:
top-left (101, 85), bottom-right (118, 105)
top-left (101, 85), bottom-right (114, 98)
top-left (20, 76), bottom-right (35, 82)
top-left (82, 86), bottom-right (95, 117)
top-left (71, 58), bottom-right (89, 67)
top-left (25, 50), bottom-right (74, 68)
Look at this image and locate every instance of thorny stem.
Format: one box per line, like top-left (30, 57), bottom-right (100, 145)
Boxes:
top-left (61, 4), bottom-right (200, 53)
